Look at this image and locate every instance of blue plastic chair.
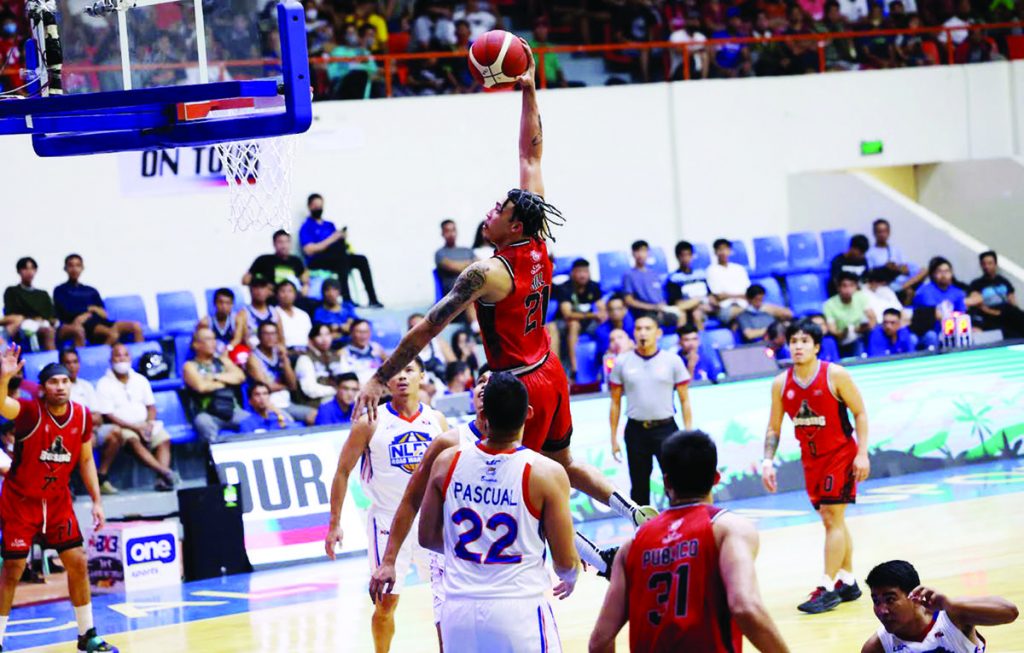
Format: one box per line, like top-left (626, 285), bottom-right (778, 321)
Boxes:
top-left (729, 240), bottom-right (751, 270)
top-left (646, 247), bottom-right (669, 276)
top-left (691, 243), bottom-right (711, 271)
top-left (156, 291), bottom-right (199, 335)
top-left (77, 345), bottom-right (112, 383)
top-left (704, 328), bottom-right (736, 351)
top-left (787, 232), bottom-right (824, 273)
top-left (205, 287), bottom-right (245, 318)
top-left (152, 391), bottom-right (197, 444)
top-left (821, 229), bottom-right (848, 269)
top-left (553, 256), bottom-right (580, 277)
top-left (431, 270), bottom-right (444, 303)
top-left (173, 334), bottom-right (193, 378)
top-left (104, 294), bottom-right (161, 339)
top-left (753, 236), bottom-right (788, 276)
top-left (575, 340), bottom-right (600, 384)
top-left (658, 334), bottom-right (680, 351)
top-left (597, 251), bottom-right (632, 294)
top-left (786, 273), bottom-right (827, 316)
top-left (306, 276), bottom-right (325, 302)
top-left (750, 276), bottom-right (786, 307)
top-left (21, 350), bottom-right (58, 383)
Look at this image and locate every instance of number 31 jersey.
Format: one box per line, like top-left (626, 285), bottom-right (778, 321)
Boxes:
top-left (441, 441), bottom-right (548, 600)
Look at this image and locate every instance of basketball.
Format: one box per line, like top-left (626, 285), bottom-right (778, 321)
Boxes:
top-left (468, 30), bottom-right (530, 90)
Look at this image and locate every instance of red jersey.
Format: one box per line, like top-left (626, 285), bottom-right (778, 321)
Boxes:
top-left (476, 238), bottom-right (553, 371)
top-left (7, 398), bottom-right (92, 500)
top-left (626, 503), bottom-right (741, 653)
top-left (781, 360), bottom-right (854, 459)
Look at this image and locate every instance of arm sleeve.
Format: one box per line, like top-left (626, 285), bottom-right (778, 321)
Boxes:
top-left (1006, 277), bottom-right (1016, 294)
top-left (2, 288), bottom-right (13, 315)
top-left (142, 378), bottom-right (156, 408)
top-left (953, 291), bottom-right (967, 313)
top-left (706, 266), bottom-right (722, 294)
top-left (622, 272), bottom-right (637, 296)
top-left (608, 357), bottom-right (624, 386)
top-left (866, 328), bottom-right (884, 357)
top-left (673, 355), bottom-right (691, 386)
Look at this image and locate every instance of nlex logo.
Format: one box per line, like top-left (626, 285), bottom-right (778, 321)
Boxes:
top-left (126, 534), bottom-right (176, 566)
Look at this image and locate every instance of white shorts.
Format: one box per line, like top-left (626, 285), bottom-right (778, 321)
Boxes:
top-left (366, 508), bottom-right (445, 621)
top-left (440, 596), bottom-right (562, 653)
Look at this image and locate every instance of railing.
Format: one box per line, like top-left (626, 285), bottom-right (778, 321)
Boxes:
top-left (55, 21), bottom-right (1024, 99)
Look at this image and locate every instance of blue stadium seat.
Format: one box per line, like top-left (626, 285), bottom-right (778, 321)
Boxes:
top-left (819, 336), bottom-right (841, 362)
top-left (105, 295), bottom-right (161, 339)
top-left (704, 328), bottom-right (736, 351)
top-left (729, 240), bottom-right (751, 270)
top-left (205, 287), bottom-right (245, 317)
top-left (646, 247), bottom-right (669, 276)
top-left (21, 350), bottom-right (58, 384)
top-left (786, 273), bottom-right (827, 316)
top-left (691, 243), bottom-right (711, 271)
top-left (546, 295), bottom-right (560, 323)
top-left (431, 270), bottom-right (444, 303)
top-left (173, 334), bottom-right (193, 378)
top-left (787, 232), bottom-right (824, 273)
top-left (752, 236), bottom-right (788, 276)
top-left (553, 255), bottom-right (580, 278)
top-left (658, 334), bottom-right (679, 350)
top-left (750, 277), bottom-right (785, 307)
top-left (156, 291), bottom-right (199, 335)
top-left (308, 276), bottom-right (326, 301)
top-left (77, 345), bottom-right (112, 383)
top-left (575, 340), bottom-right (599, 385)
top-left (597, 251), bottom-right (631, 293)
top-left (821, 229), bottom-right (848, 268)
top-left (153, 391), bottom-right (197, 444)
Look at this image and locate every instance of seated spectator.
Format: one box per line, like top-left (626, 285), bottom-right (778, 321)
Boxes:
top-left (243, 229), bottom-right (309, 296)
top-left (299, 193), bottom-right (382, 307)
top-left (668, 16), bottom-right (710, 80)
top-left (408, 313), bottom-right (454, 379)
top-left (623, 241), bottom-right (675, 325)
top-left (602, 328), bottom-right (635, 384)
top-left (763, 321), bottom-right (790, 362)
top-left (314, 279), bottom-right (357, 341)
top-left (856, 3), bottom-right (897, 69)
top-left (199, 287), bottom-right (242, 355)
top-left (184, 327), bottom-right (251, 443)
top-left (664, 240), bottom-right (713, 331)
top-left (829, 234), bottom-right (870, 294)
top-left (863, 267), bottom-right (904, 321)
top-left (315, 372), bottom-right (360, 426)
top-left (345, 0), bottom-right (389, 53)
top-left (329, 24), bottom-right (384, 101)
top-left (955, 28), bottom-right (1004, 64)
top-left (707, 238), bottom-right (751, 322)
top-left (342, 318), bottom-right (387, 384)
top-left (443, 361), bottom-right (472, 395)
top-left (736, 284), bottom-right (793, 342)
top-left (783, 5), bottom-right (819, 74)
top-left (894, 13), bottom-right (931, 67)
top-left (867, 218), bottom-right (926, 292)
top-left (412, 0), bottom-right (456, 51)
top-left (444, 21), bottom-right (481, 94)
top-left (472, 220), bottom-right (492, 260)
top-left (595, 294), bottom-right (635, 361)
top-left (938, 0), bottom-right (972, 46)
top-left (530, 18), bottom-right (569, 87)
top-left (237, 276), bottom-right (279, 348)
top-left (60, 348), bottom-right (96, 410)
top-left (94, 344), bottom-right (176, 493)
top-left (868, 308), bottom-right (915, 357)
top-left (451, 329), bottom-right (479, 375)
top-left (454, 0), bottom-right (496, 41)
top-left (913, 256), bottom-right (968, 322)
top-left (824, 271), bottom-right (877, 356)
top-left (3, 257), bottom-right (56, 351)
top-left (296, 322), bottom-right (347, 407)
top-left (612, 0), bottom-right (659, 82)
top-left (246, 321), bottom-right (315, 425)
top-left (807, 313), bottom-right (842, 361)
top-left (275, 280), bottom-right (313, 351)
top-left (53, 254), bottom-right (143, 346)
top-left (711, 9), bottom-right (753, 78)
top-left (238, 382), bottom-right (294, 434)
top-left (435, 219), bottom-right (476, 295)
top-left (677, 324), bottom-right (718, 382)
top-left (550, 258), bottom-right (605, 379)
top-left (968, 250), bottom-right (1023, 338)
top-left (819, 1), bottom-right (859, 71)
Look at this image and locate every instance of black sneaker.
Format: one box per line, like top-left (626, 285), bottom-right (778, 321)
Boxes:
top-left (597, 546), bottom-right (619, 581)
top-left (835, 580), bottom-right (862, 602)
top-left (77, 628), bottom-right (118, 652)
top-left (797, 586), bottom-right (841, 614)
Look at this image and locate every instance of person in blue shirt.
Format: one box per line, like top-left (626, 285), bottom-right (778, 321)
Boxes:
top-left (595, 294), bottom-right (635, 361)
top-left (315, 372), bottom-right (359, 426)
top-left (313, 279), bottom-right (357, 342)
top-left (622, 240), bottom-right (673, 326)
top-left (913, 257), bottom-right (968, 317)
top-left (238, 382), bottom-right (295, 433)
top-left (868, 309), bottom-right (916, 358)
top-left (677, 324), bottom-right (719, 382)
top-left (53, 254), bottom-right (144, 346)
top-left (298, 193), bottom-right (382, 307)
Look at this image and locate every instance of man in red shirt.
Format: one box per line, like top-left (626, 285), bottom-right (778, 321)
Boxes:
top-left (0, 345), bottom-right (118, 653)
top-left (589, 431), bottom-right (790, 653)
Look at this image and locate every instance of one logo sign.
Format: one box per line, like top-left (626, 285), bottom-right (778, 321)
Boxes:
top-left (39, 436), bottom-right (72, 464)
top-left (793, 400), bottom-right (826, 429)
top-left (530, 250), bottom-right (541, 262)
top-left (388, 431), bottom-right (433, 474)
top-left (786, 389), bottom-right (795, 400)
top-left (126, 534), bottom-right (177, 566)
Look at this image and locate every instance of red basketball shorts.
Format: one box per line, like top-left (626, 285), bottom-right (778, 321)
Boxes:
top-left (0, 486), bottom-right (83, 558)
top-left (519, 354), bottom-right (573, 453)
top-left (802, 442), bottom-right (858, 510)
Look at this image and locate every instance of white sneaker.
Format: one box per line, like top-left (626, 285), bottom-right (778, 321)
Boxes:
top-left (99, 480), bottom-right (119, 495)
top-left (632, 505), bottom-right (659, 527)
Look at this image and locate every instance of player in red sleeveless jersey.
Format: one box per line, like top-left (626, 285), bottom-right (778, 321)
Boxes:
top-left (355, 43), bottom-right (651, 529)
top-left (0, 345), bottom-right (117, 652)
top-left (589, 430), bottom-right (790, 653)
top-left (760, 318), bottom-right (870, 615)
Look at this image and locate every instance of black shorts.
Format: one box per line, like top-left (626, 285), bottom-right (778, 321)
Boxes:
top-left (84, 315), bottom-right (115, 341)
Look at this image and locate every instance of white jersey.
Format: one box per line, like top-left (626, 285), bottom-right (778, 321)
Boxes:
top-left (360, 402), bottom-right (444, 514)
top-left (878, 611), bottom-right (985, 653)
top-left (457, 420), bottom-right (483, 447)
top-left (442, 441), bottom-right (548, 600)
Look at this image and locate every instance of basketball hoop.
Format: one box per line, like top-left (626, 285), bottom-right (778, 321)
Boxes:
top-left (215, 135), bottom-right (295, 232)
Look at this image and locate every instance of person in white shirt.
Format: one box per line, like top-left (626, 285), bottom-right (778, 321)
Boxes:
top-left (295, 323), bottom-right (348, 405)
top-left (453, 0), bottom-right (496, 41)
top-left (275, 280), bottom-right (313, 351)
top-left (94, 344), bottom-right (176, 494)
top-left (837, 0), bottom-right (869, 23)
top-left (863, 269), bottom-right (905, 322)
top-left (669, 16), bottom-right (709, 79)
top-left (938, 0), bottom-right (972, 45)
top-left (342, 319), bottom-right (387, 385)
top-left (706, 238), bottom-right (752, 321)
top-left (59, 349), bottom-right (96, 410)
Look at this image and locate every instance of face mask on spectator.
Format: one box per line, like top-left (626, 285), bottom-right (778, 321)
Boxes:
top-left (112, 361), bottom-right (132, 375)
top-left (2, 22), bottom-right (16, 36)
top-left (310, 208), bottom-right (323, 219)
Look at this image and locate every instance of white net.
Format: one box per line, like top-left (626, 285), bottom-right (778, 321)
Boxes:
top-left (215, 135), bottom-right (296, 232)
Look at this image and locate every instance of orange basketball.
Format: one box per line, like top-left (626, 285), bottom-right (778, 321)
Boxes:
top-left (468, 30), bottom-right (530, 90)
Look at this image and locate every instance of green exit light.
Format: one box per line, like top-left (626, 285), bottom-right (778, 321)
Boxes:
top-left (861, 140), bottom-right (884, 156)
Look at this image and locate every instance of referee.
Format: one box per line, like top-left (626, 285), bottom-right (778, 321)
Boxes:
top-left (609, 316), bottom-right (693, 505)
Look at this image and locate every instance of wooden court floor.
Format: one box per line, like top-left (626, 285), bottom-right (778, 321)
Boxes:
top-left (21, 491), bottom-right (1024, 653)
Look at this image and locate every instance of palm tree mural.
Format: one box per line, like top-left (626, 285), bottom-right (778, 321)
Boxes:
top-left (952, 398), bottom-right (998, 460)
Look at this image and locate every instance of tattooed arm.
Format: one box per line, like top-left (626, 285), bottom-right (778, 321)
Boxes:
top-left (517, 40), bottom-right (544, 197)
top-left (761, 374), bottom-right (786, 493)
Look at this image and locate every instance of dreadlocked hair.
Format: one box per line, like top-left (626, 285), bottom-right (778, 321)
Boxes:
top-left (506, 189), bottom-right (566, 242)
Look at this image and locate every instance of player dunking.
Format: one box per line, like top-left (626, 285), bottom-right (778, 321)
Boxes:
top-left (354, 42), bottom-right (652, 529)
top-left (0, 346), bottom-right (118, 653)
top-left (760, 318), bottom-right (870, 614)
top-left (325, 358), bottom-right (449, 653)
top-left (589, 431), bottom-right (790, 653)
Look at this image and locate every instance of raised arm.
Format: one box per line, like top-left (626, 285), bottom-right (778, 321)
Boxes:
top-left (0, 345), bottom-right (24, 420)
top-left (909, 586), bottom-right (1019, 631)
top-left (517, 41), bottom-right (544, 197)
top-left (760, 374), bottom-right (785, 493)
top-left (832, 365), bottom-right (870, 482)
top-left (588, 539), bottom-right (632, 653)
top-left (324, 418), bottom-right (372, 560)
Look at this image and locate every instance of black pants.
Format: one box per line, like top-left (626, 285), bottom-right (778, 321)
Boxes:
top-left (624, 418), bottom-right (677, 506)
top-left (988, 304), bottom-right (1024, 339)
top-left (309, 240), bottom-right (380, 305)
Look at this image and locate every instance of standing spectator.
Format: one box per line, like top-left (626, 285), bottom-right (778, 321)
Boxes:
top-left (314, 372), bottom-right (360, 426)
top-left (530, 18), bottom-right (569, 87)
top-left (94, 344), bottom-right (176, 493)
top-left (664, 240), bottom-right (712, 330)
top-left (913, 257), bottom-right (967, 322)
top-left (828, 234), bottom-right (870, 294)
top-left (3, 257), bottom-right (56, 351)
top-left (295, 323), bottom-right (347, 406)
top-left (345, 0), bottom-right (390, 52)
top-left (237, 277), bottom-right (279, 348)
top-left (274, 280), bottom-right (313, 351)
top-left (863, 268), bottom-right (904, 323)
top-left (824, 272), bottom-right (877, 356)
top-left (550, 258), bottom-right (604, 380)
top-left (53, 254), bottom-right (143, 346)
top-left (183, 327), bottom-right (250, 443)
top-left (299, 193), bottom-right (382, 308)
top-left (435, 219), bottom-right (476, 295)
top-left (608, 317), bottom-right (693, 505)
top-left (246, 321), bottom-right (314, 425)
top-left (677, 324), bottom-right (718, 382)
top-left (866, 219), bottom-right (926, 291)
top-left (968, 251), bottom-right (1024, 338)
top-left (313, 279), bottom-right (357, 341)
top-left (867, 308), bottom-right (915, 357)
top-left (450, 329), bottom-right (479, 375)
top-left (443, 361), bottom-right (472, 395)
top-left (707, 238), bottom-right (751, 322)
top-left (595, 294), bottom-right (635, 360)
top-left (407, 313), bottom-right (453, 379)
top-left (623, 240), bottom-right (674, 325)
top-left (736, 284), bottom-right (793, 342)
top-left (198, 288), bottom-right (242, 354)
top-left (243, 229), bottom-right (309, 296)
top-left (60, 349), bottom-right (97, 411)
top-left (238, 383), bottom-right (294, 434)
top-left (668, 15), bottom-right (709, 80)
top-left (454, 0), bottom-right (496, 41)
top-left (342, 319), bottom-right (387, 384)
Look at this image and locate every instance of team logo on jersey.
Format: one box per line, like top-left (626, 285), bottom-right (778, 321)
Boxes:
top-left (388, 431), bottom-right (433, 474)
top-left (480, 459), bottom-right (499, 484)
top-left (530, 250), bottom-right (541, 262)
top-left (793, 401), bottom-right (826, 429)
top-left (531, 273), bottom-right (545, 291)
top-left (39, 436), bottom-right (72, 465)
top-left (786, 389), bottom-right (795, 400)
